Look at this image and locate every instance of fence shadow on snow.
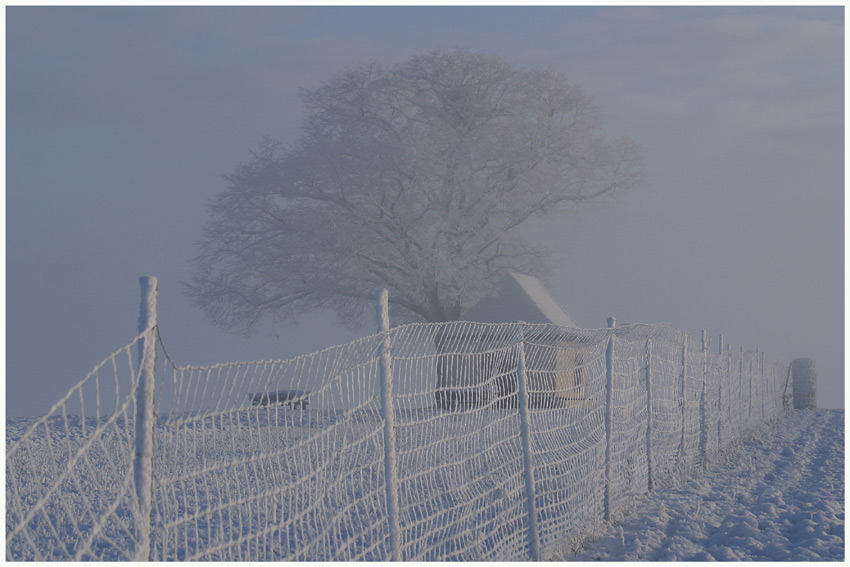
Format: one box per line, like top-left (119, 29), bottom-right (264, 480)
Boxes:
top-left (6, 277), bottom-right (790, 561)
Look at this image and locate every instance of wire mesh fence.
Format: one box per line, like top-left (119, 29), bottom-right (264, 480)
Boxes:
top-left (7, 294), bottom-right (789, 561)
top-left (6, 335), bottom-right (145, 561)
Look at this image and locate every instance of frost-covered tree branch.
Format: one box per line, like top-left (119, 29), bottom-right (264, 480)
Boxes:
top-left (187, 48), bottom-right (642, 333)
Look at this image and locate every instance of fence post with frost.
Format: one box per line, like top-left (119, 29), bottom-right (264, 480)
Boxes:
top-left (782, 363), bottom-right (793, 410)
top-left (699, 331), bottom-right (707, 463)
top-left (603, 317), bottom-right (616, 521)
top-left (726, 344), bottom-right (732, 424)
top-left (134, 276), bottom-right (157, 561)
top-left (749, 351), bottom-right (754, 422)
top-left (717, 335), bottom-right (724, 447)
top-left (644, 337), bottom-right (654, 492)
top-left (760, 351), bottom-right (766, 420)
top-left (677, 334), bottom-right (688, 470)
top-left (725, 344), bottom-right (730, 430)
top-left (376, 289), bottom-right (402, 561)
top-left (739, 347), bottom-right (745, 429)
top-left (514, 323), bottom-right (541, 560)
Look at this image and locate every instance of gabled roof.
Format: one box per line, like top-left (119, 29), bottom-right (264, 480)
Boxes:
top-left (461, 272), bottom-right (581, 328)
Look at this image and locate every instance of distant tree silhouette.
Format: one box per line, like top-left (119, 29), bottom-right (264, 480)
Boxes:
top-left (188, 48), bottom-right (642, 333)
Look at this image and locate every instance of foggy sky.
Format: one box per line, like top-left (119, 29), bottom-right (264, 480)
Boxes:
top-left (6, 6), bottom-right (844, 417)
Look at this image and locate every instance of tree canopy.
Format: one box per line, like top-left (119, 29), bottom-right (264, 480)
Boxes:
top-left (188, 48), bottom-right (642, 333)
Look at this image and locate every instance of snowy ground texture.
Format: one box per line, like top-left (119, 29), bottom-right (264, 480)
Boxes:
top-left (558, 409), bottom-right (844, 561)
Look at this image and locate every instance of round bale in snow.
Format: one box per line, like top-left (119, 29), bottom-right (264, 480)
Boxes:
top-left (790, 358), bottom-right (817, 410)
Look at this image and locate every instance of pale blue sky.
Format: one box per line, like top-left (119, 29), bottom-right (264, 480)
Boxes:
top-left (6, 6), bottom-right (844, 415)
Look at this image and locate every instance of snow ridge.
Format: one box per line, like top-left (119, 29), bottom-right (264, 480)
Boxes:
top-left (561, 409), bottom-right (844, 561)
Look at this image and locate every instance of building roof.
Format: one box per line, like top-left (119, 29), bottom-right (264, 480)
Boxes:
top-left (460, 272), bottom-right (581, 328)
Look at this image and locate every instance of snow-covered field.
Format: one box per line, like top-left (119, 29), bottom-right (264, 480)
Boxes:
top-left (8, 408), bottom-right (841, 561)
top-left (559, 409), bottom-right (844, 561)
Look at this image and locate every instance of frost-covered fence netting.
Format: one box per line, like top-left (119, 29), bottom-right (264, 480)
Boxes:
top-left (6, 333), bottom-right (148, 561)
top-left (150, 332), bottom-right (389, 561)
top-left (7, 320), bottom-right (787, 561)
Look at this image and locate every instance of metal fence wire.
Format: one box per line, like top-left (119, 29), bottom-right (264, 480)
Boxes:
top-left (6, 287), bottom-right (788, 561)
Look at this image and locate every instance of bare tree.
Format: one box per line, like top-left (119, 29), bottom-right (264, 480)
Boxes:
top-left (188, 48), bottom-right (642, 333)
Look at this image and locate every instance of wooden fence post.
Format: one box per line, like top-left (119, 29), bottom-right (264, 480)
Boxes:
top-left (678, 334), bottom-right (688, 470)
top-left (760, 351), bottom-right (766, 420)
top-left (739, 347), bottom-right (745, 428)
top-left (747, 350), bottom-right (755, 425)
top-left (699, 331), bottom-right (707, 463)
top-left (645, 337), bottom-right (654, 492)
top-left (717, 335), bottom-right (724, 447)
top-left (604, 317), bottom-right (616, 521)
top-left (134, 276), bottom-right (157, 561)
top-left (515, 324), bottom-right (541, 560)
top-left (727, 345), bottom-right (733, 420)
top-left (376, 289), bottom-right (402, 561)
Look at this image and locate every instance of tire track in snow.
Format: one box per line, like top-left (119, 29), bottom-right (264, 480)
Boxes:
top-left (557, 409), bottom-right (844, 561)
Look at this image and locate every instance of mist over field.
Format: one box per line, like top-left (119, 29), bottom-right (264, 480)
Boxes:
top-left (6, 7), bottom-right (843, 418)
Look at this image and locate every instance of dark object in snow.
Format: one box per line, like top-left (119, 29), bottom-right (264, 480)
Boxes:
top-left (790, 358), bottom-right (817, 410)
top-left (248, 390), bottom-right (309, 409)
